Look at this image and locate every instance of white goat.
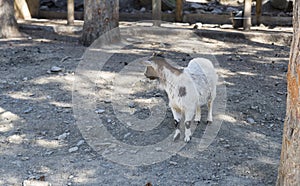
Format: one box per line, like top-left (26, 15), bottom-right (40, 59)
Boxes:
top-left (144, 53), bottom-right (218, 142)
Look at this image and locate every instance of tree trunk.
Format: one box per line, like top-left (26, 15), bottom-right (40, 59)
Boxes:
top-left (0, 0), bottom-right (22, 38)
top-left (81, 0), bottom-right (119, 46)
top-left (276, 0), bottom-right (300, 185)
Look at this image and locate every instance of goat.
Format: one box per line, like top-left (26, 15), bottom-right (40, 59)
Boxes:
top-left (144, 53), bottom-right (218, 142)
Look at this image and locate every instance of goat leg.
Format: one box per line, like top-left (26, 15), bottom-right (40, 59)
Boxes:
top-left (173, 120), bottom-right (180, 141)
top-left (184, 121), bottom-right (192, 142)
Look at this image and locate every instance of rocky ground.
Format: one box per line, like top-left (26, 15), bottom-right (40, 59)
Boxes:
top-left (39, 0), bottom-right (292, 16)
top-left (0, 21), bottom-right (291, 185)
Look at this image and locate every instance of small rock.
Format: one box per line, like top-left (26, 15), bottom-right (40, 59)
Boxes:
top-left (68, 147), bottom-right (79, 153)
top-left (23, 107), bottom-right (33, 114)
top-left (155, 147), bottom-right (162, 152)
top-left (23, 77), bottom-right (28, 81)
top-left (190, 3), bottom-right (204, 9)
top-left (219, 138), bottom-right (225, 142)
top-left (128, 102), bottom-right (135, 108)
top-left (45, 151), bottom-right (53, 155)
top-left (107, 119), bottom-right (112, 123)
top-left (76, 140), bottom-right (85, 146)
top-left (276, 91), bottom-right (285, 95)
top-left (169, 161), bottom-right (178, 165)
top-left (104, 99), bottom-right (111, 103)
top-left (247, 117), bottom-right (255, 124)
top-left (140, 7), bottom-right (146, 12)
top-left (124, 132), bottom-right (131, 138)
top-left (40, 5), bottom-right (49, 10)
top-left (276, 97), bottom-right (282, 102)
top-left (224, 144), bottom-right (231, 148)
top-left (129, 150), bottom-right (138, 154)
top-left (95, 109), bottom-right (105, 114)
top-left (7, 134), bottom-right (23, 144)
top-left (21, 156), bottom-right (30, 161)
top-left (50, 66), bottom-right (62, 72)
top-left (68, 175), bottom-right (74, 179)
top-left (211, 8), bottom-right (222, 14)
top-left (57, 132), bottom-right (69, 140)
top-left (250, 105), bottom-right (258, 110)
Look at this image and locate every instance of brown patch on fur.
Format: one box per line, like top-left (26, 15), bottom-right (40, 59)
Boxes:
top-left (178, 86), bottom-right (187, 97)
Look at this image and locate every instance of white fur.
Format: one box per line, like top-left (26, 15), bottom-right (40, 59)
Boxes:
top-left (146, 57), bottom-right (218, 142)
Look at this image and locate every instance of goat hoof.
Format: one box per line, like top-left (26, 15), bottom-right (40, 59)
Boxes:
top-left (195, 121), bottom-right (201, 125)
top-left (184, 136), bottom-right (191, 143)
top-left (173, 130), bottom-right (180, 141)
top-left (206, 120), bottom-right (212, 125)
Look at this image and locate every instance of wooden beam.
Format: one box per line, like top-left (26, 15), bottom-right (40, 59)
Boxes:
top-left (256, 0), bottom-right (262, 25)
top-left (152, 0), bottom-right (161, 26)
top-left (243, 0), bottom-right (251, 30)
top-left (67, 0), bottom-right (75, 25)
top-left (176, 0), bottom-right (183, 22)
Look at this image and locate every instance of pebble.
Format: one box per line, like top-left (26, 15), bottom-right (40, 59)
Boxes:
top-left (276, 91), bottom-right (284, 95)
top-left (104, 99), bottom-right (111, 103)
top-left (95, 109), bottom-right (105, 114)
top-left (45, 151), bottom-right (53, 155)
top-left (68, 147), bottom-right (79, 153)
top-left (124, 132), bottom-right (131, 138)
top-left (50, 66), bottom-right (62, 72)
top-left (224, 144), bottom-right (231, 148)
top-left (247, 117), bottom-right (255, 124)
top-left (190, 3), bottom-right (204, 9)
top-left (250, 106), bottom-right (258, 110)
top-left (21, 157), bottom-right (30, 161)
top-left (23, 107), bottom-right (33, 114)
top-left (128, 102), bottom-right (135, 108)
top-left (276, 98), bottom-right (282, 102)
top-left (219, 138), bottom-right (225, 142)
top-left (129, 150), bottom-right (138, 154)
top-left (140, 7), bottom-right (146, 12)
top-left (169, 161), bottom-right (178, 165)
top-left (76, 140), bottom-right (85, 146)
top-left (155, 147), bottom-right (162, 152)
top-left (57, 132), bottom-right (69, 140)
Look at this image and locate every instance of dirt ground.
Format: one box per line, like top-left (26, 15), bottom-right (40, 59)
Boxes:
top-left (0, 21), bottom-right (291, 185)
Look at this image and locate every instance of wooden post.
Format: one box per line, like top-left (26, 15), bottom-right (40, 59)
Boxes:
top-left (14, 0), bottom-right (31, 20)
top-left (256, 0), bottom-right (262, 25)
top-left (243, 0), bottom-right (251, 30)
top-left (152, 0), bottom-right (161, 26)
top-left (176, 0), bottom-right (183, 22)
top-left (67, 0), bottom-right (74, 25)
